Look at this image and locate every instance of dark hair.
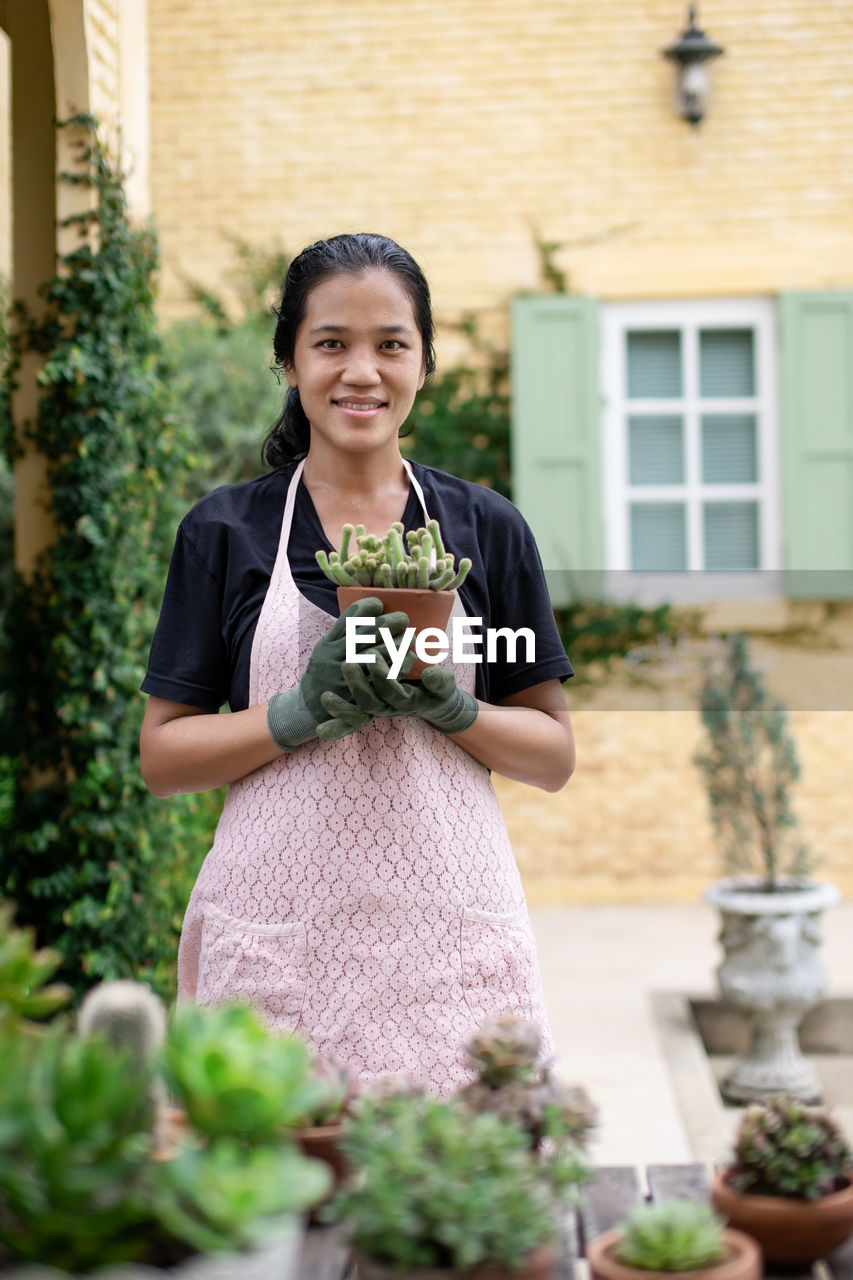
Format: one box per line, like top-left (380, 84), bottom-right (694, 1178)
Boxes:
top-left (263, 232), bottom-right (437, 468)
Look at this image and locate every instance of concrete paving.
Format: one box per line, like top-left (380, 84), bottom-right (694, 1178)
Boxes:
top-left (529, 900), bottom-right (853, 1168)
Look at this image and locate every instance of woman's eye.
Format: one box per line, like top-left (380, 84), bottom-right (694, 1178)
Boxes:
top-left (381, 340), bottom-right (403, 350)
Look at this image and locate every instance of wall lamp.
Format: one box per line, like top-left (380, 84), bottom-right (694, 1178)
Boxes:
top-left (663, 5), bottom-right (724, 126)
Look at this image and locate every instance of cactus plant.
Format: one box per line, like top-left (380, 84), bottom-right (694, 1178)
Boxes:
top-left (613, 1201), bottom-right (726, 1272)
top-left (316, 519), bottom-right (472, 591)
top-left (455, 1015), bottom-right (598, 1152)
top-left (727, 1095), bottom-right (851, 1201)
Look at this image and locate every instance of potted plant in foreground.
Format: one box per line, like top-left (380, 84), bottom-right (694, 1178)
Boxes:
top-left (0, 934), bottom-right (330, 1279)
top-left (587, 1199), bottom-right (760, 1280)
top-left (711, 1095), bottom-right (853, 1266)
top-left (453, 1015), bottom-right (597, 1153)
top-left (316, 519), bottom-right (471, 676)
top-left (326, 1089), bottom-right (590, 1278)
top-left (694, 632), bottom-right (840, 1103)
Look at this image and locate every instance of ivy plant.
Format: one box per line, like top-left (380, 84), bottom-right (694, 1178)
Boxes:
top-left (0, 117), bottom-right (197, 998)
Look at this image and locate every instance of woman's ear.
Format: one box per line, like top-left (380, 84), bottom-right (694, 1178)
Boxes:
top-left (284, 364), bottom-right (298, 390)
top-left (417, 360), bottom-right (427, 391)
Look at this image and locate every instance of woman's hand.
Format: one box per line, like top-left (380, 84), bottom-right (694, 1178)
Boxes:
top-left (318, 656), bottom-right (478, 737)
top-left (267, 598), bottom-right (411, 749)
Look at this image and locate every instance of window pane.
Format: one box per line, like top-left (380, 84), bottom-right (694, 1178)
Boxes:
top-left (631, 503), bottom-right (687, 570)
top-left (629, 415), bottom-right (684, 484)
top-left (627, 331), bottom-right (682, 399)
top-left (704, 502), bottom-right (759, 570)
top-left (700, 329), bottom-right (755, 397)
top-left (701, 414), bottom-right (757, 483)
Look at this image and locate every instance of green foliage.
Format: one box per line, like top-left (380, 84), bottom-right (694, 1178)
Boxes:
top-left (554, 598), bottom-right (689, 679)
top-left (0, 986), bottom-right (329, 1270)
top-left (0, 118), bottom-right (207, 999)
top-left (329, 1092), bottom-right (588, 1271)
top-left (162, 1001), bottom-right (336, 1143)
top-left (404, 314), bottom-right (511, 496)
top-left (317, 518), bottom-right (471, 591)
top-left (455, 1015), bottom-right (598, 1152)
top-left (615, 1200), bottom-right (726, 1272)
top-left (0, 900), bottom-right (71, 1033)
top-left (694, 633), bottom-right (812, 888)
top-left (730, 1096), bottom-right (852, 1201)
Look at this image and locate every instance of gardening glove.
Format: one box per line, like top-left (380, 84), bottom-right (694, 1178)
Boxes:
top-left (267, 599), bottom-right (411, 749)
top-left (320, 653), bottom-right (479, 737)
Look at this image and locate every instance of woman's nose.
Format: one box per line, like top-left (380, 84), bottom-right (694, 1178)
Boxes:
top-left (343, 345), bottom-right (381, 385)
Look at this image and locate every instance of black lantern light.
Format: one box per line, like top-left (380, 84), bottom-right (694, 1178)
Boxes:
top-left (663, 5), bottom-right (724, 126)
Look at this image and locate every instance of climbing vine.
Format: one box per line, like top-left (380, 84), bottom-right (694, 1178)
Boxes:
top-left (0, 117), bottom-right (197, 998)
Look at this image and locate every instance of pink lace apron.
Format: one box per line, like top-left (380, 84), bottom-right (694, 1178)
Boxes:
top-left (177, 459), bottom-right (553, 1091)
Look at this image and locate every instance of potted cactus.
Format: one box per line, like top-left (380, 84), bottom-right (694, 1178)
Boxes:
top-left (326, 1089), bottom-right (590, 1278)
top-left (694, 632), bottom-right (840, 1103)
top-left (710, 1095), bottom-right (853, 1266)
top-left (454, 1015), bottom-right (597, 1154)
top-left (316, 519), bottom-right (471, 676)
top-left (587, 1200), bottom-right (760, 1280)
top-left (0, 962), bottom-right (330, 1278)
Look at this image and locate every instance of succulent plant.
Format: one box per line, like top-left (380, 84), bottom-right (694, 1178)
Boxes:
top-left (614, 1200), bottom-right (726, 1272)
top-left (162, 1000), bottom-right (336, 1143)
top-left (0, 991), bottom-right (331, 1271)
top-left (728, 1095), bottom-right (852, 1201)
top-left (455, 1015), bottom-right (598, 1152)
top-left (327, 1092), bottom-right (588, 1272)
top-left (289, 1054), bottom-right (354, 1127)
top-left (0, 900), bottom-right (71, 1033)
top-left (316, 518), bottom-right (472, 591)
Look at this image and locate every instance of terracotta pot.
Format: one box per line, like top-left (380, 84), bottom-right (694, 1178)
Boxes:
top-left (297, 1119), bottom-right (351, 1188)
top-left (336, 586), bottom-right (455, 679)
top-left (352, 1244), bottom-right (553, 1279)
top-left (586, 1228), bottom-right (760, 1280)
top-left (711, 1167), bottom-right (853, 1266)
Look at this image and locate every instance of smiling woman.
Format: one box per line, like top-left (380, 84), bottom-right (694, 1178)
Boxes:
top-left (139, 232), bottom-right (575, 1093)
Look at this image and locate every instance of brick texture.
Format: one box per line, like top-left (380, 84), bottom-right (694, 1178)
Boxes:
top-left (147, 0), bottom-right (853, 327)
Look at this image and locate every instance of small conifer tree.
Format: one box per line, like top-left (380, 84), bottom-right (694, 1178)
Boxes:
top-left (694, 633), bottom-right (811, 890)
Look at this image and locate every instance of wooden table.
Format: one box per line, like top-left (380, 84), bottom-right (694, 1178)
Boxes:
top-left (298, 1164), bottom-right (853, 1279)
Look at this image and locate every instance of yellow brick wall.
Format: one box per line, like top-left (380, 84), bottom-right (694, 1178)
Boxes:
top-left (148, 0), bottom-right (853, 332)
top-left (84, 0), bottom-right (121, 138)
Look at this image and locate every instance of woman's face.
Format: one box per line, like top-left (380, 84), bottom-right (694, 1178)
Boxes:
top-left (285, 268), bottom-right (426, 460)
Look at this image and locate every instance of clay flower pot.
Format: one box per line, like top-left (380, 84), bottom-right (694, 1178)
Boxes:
top-left (297, 1119), bottom-right (351, 1189)
top-left (586, 1227), bottom-right (760, 1280)
top-left (352, 1243), bottom-right (553, 1279)
top-left (711, 1167), bottom-right (853, 1266)
top-left (337, 585), bottom-right (455, 678)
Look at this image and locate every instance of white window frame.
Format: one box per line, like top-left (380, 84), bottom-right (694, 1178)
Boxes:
top-left (601, 298), bottom-right (781, 605)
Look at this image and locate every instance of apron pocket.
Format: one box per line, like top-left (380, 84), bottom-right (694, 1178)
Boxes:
top-left (460, 903), bottom-right (541, 1027)
top-left (197, 904), bottom-right (307, 1029)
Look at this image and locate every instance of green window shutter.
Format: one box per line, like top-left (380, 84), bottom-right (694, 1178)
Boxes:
top-left (779, 291), bottom-right (853, 599)
top-left (510, 295), bottom-right (602, 605)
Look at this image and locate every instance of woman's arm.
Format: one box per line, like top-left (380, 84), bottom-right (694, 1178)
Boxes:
top-left (447, 679), bottom-right (575, 793)
top-left (140, 696), bottom-right (284, 798)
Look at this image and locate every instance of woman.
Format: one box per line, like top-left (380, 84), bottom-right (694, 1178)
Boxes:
top-left (140, 233), bottom-right (575, 1091)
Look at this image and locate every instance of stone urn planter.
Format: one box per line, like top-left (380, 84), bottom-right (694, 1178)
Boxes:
top-left (703, 877), bottom-right (840, 1103)
top-left (694, 633), bottom-right (841, 1104)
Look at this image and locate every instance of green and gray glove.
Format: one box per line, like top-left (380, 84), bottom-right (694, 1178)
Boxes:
top-left (319, 653), bottom-right (479, 737)
top-left (267, 599), bottom-right (412, 749)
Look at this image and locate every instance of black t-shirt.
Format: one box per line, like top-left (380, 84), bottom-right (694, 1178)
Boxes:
top-left (142, 461), bottom-right (573, 711)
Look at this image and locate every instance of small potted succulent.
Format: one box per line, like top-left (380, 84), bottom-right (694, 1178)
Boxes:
top-left (316, 519), bottom-right (471, 676)
top-left (694, 632), bottom-right (840, 1102)
top-left (326, 1089), bottom-right (590, 1278)
top-left (0, 938), bottom-right (330, 1279)
top-left (711, 1095), bottom-right (853, 1266)
top-left (454, 1015), bottom-right (597, 1154)
top-left (587, 1199), bottom-right (760, 1280)
top-left (286, 1054), bottom-right (355, 1198)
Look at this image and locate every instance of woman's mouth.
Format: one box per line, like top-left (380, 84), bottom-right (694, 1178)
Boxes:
top-left (334, 399), bottom-right (386, 415)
